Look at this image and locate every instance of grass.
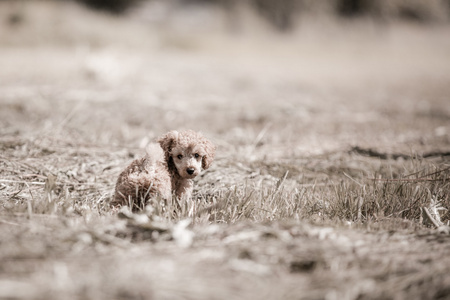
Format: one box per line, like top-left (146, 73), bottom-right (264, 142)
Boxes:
top-left (1, 95), bottom-right (449, 299)
top-left (1, 130), bottom-right (450, 299)
top-left (1, 105), bottom-right (449, 300)
top-left (2, 131), bottom-right (448, 226)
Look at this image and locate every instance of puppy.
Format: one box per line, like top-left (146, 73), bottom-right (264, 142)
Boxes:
top-left (113, 130), bottom-right (215, 210)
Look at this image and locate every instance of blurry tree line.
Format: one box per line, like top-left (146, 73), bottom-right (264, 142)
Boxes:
top-left (76, 0), bottom-right (450, 30)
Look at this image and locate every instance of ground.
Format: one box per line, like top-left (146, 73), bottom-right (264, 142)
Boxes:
top-left (0, 1), bottom-right (450, 299)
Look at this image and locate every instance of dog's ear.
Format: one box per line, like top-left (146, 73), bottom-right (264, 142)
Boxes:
top-left (157, 131), bottom-right (178, 162)
top-left (201, 137), bottom-right (216, 170)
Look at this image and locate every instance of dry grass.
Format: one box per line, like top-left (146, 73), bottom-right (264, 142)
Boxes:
top-left (1, 1), bottom-right (450, 299)
top-left (1, 97), bottom-right (449, 299)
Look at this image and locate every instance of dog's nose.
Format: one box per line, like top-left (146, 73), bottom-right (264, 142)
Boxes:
top-left (187, 168), bottom-right (195, 175)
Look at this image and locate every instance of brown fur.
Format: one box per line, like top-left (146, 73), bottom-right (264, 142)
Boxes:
top-left (113, 130), bottom-right (215, 210)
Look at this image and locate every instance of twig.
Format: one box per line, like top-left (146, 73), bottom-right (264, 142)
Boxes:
top-left (343, 172), bottom-right (364, 187)
top-left (7, 187), bottom-right (24, 200)
top-left (421, 207), bottom-right (442, 228)
top-left (415, 166), bottom-right (450, 179)
top-left (370, 166), bottom-right (450, 182)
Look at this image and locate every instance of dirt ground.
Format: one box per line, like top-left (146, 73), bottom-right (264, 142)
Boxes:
top-left (1, 1), bottom-right (450, 299)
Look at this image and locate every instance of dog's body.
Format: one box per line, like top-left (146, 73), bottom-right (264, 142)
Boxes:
top-left (113, 130), bottom-right (215, 209)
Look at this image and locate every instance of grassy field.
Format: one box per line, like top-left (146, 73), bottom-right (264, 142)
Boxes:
top-left (1, 1), bottom-right (450, 299)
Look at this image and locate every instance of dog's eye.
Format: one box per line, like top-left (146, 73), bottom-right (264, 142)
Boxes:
top-left (177, 155), bottom-right (183, 160)
top-left (194, 153), bottom-right (200, 158)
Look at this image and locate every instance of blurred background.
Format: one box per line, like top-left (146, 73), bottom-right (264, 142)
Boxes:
top-left (1, 0), bottom-right (449, 155)
top-left (72, 0), bottom-right (450, 27)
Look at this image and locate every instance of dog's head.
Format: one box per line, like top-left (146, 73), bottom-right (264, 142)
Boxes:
top-left (158, 130), bottom-right (215, 179)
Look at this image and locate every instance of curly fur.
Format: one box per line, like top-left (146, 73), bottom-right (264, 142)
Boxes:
top-left (113, 130), bottom-right (215, 210)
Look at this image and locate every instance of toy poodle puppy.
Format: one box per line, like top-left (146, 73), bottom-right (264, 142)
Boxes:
top-left (113, 130), bottom-right (215, 210)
